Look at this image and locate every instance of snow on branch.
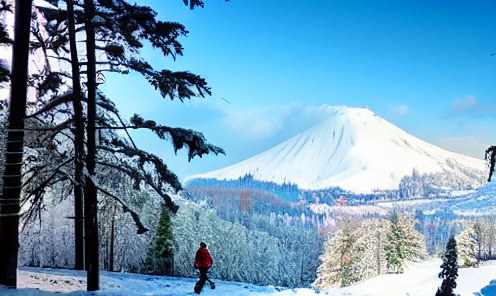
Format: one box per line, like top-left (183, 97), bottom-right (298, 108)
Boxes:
top-left (96, 185), bottom-right (148, 235)
top-left (128, 114), bottom-right (225, 161)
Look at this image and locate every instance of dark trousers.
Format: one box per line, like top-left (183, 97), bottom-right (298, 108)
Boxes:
top-left (195, 267), bottom-right (214, 293)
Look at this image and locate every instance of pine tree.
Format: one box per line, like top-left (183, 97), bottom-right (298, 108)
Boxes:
top-left (147, 206), bottom-right (174, 275)
top-left (436, 236), bottom-right (458, 296)
top-left (5, 0), bottom-right (225, 290)
top-left (455, 225), bottom-right (478, 268)
top-left (313, 218), bottom-right (390, 288)
top-left (384, 210), bottom-right (427, 274)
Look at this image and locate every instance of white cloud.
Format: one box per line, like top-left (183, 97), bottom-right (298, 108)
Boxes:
top-left (450, 95), bottom-right (477, 113)
top-left (222, 106), bottom-right (290, 138)
top-left (433, 135), bottom-right (489, 159)
top-left (221, 104), bottom-right (330, 139)
top-left (448, 95), bottom-right (496, 116)
top-left (390, 104), bottom-right (409, 116)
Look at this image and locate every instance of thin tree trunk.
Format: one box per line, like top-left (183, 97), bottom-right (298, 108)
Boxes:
top-left (110, 204), bottom-right (115, 272)
top-left (0, 0), bottom-right (32, 288)
top-left (84, 0), bottom-right (99, 291)
top-left (67, 0), bottom-right (85, 271)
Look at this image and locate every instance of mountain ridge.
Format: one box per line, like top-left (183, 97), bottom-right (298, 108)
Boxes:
top-left (185, 105), bottom-right (486, 193)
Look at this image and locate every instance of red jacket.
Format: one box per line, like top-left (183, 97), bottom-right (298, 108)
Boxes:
top-left (195, 247), bottom-right (212, 268)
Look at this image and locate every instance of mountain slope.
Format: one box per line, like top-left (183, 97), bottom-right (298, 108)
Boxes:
top-left (186, 106), bottom-right (486, 193)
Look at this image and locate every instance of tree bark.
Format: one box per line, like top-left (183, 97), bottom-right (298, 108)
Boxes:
top-left (0, 0), bottom-right (32, 288)
top-left (110, 204), bottom-right (115, 272)
top-left (67, 0), bottom-right (85, 271)
top-left (84, 0), bottom-right (99, 291)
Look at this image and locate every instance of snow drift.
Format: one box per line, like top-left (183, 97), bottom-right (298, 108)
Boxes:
top-left (185, 105), bottom-right (486, 193)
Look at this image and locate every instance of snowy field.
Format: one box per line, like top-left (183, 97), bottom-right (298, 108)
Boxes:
top-left (0, 259), bottom-right (495, 296)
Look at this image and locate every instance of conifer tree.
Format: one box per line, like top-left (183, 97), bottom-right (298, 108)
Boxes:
top-left (384, 210), bottom-right (427, 274)
top-left (436, 236), bottom-right (458, 296)
top-left (455, 224), bottom-right (479, 268)
top-left (1, 0), bottom-right (225, 290)
top-left (147, 205), bottom-right (174, 275)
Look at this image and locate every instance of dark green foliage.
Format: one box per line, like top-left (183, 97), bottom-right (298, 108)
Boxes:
top-left (436, 236), bottom-right (458, 296)
top-left (183, 0), bottom-right (205, 9)
top-left (23, 0), bottom-right (224, 217)
top-left (102, 138), bottom-right (182, 192)
top-left (102, 44), bottom-right (125, 61)
top-left (486, 146), bottom-right (496, 182)
top-left (126, 59), bottom-right (211, 101)
top-left (31, 72), bottom-right (64, 97)
top-left (146, 206), bottom-right (174, 275)
top-left (384, 210), bottom-right (427, 274)
top-left (384, 211), bottom-right (404, 273)
top-left (0, 63), bottom-right (9, 85)
top-left (0, 23), bottom-right (12, 44)
top-left (129, 114), bottom-right (225, 161)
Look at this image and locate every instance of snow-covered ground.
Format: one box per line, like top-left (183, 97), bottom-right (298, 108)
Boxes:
top-left (1, 259), bottom-right (495, 296)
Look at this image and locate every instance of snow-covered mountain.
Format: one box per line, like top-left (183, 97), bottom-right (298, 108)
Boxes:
top-left (185, 105), bottom-right (486, 193)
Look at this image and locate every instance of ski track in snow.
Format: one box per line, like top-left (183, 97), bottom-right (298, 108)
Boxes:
top-left (0, 260), bottom-right (494, 296)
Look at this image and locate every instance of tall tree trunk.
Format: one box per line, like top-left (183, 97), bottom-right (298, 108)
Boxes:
top-left (110, 204), bottom-right (115, 272)
top-left (0, 0), bottom-right (32, 288)
top-left (67, 0), bottom-right (85, 271)
top-left (84, 0), bottom-right (99, 291)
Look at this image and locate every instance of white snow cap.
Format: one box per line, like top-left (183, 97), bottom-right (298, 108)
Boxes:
top-left (185, 105), bottom-right (485, 193)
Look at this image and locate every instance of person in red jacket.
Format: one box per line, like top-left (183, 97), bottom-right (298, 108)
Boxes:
top-left (194, 242), bottom-right (215, 293)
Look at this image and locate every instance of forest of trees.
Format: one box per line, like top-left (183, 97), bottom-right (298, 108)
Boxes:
top-left (0, 0), bottom-right (494, 293)
top-left (0, 0), bottom-right (223, 290)
top-left (188, 168), bottom-right (486, 206)
top-left (312, 210), bottom-right (427, 289)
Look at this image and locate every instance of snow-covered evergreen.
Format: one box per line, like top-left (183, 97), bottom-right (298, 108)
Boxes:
top-left (313, 218), bottom-right (389, 288)
top-left (455, 224), bottom-right (479, 268)
top-left (172, 201), bottom-right (318, 287)
top-left (384, 210), bottom-right (427, 273)
top-left (313, 212), bottom-right (427, 289)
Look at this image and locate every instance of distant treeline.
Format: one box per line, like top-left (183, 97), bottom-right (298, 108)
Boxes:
top-left (186, 171), bottom-right (477, 205)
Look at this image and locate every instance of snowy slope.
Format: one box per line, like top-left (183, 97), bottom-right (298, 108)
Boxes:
top-left (2, 261), bottom-right (496, 296)
top-left (186, 105), bottom-right (485, 193)
top-left (418, 179), bottom-right (496, 216)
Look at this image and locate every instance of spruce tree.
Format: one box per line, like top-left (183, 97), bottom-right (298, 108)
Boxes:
top-left (147, 206), bottom-right (174, 275)
top-left (455, 225), bottom-right (479, 268)
top-left (384, 210), bottom-right (427, 274)
top-left (0, 0), bottom-right (225, 290)
top-left (436, 236), bottom-right (458, 296)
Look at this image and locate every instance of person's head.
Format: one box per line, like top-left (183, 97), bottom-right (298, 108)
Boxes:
top-left (200, 242), bottom-right (207, 248)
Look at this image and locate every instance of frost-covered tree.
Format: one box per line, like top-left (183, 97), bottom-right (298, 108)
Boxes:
top-left (3, 0), bottom-right (226, 290)
top-left (455, 224), bottom-right (478, 268)
top-left (172, 202), bottom-right (299, 286)
top-left (314, 213), bottom-right (427, 290)
top-left (384, 210), bottom-right (427, 274)
top-left (436, 236), bottom-right (458, 296)
top-left (313, 218), bottom-right (390, 289)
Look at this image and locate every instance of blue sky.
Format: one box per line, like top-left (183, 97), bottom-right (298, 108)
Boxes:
top-left (101, 0), bottom-right (496, 182)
